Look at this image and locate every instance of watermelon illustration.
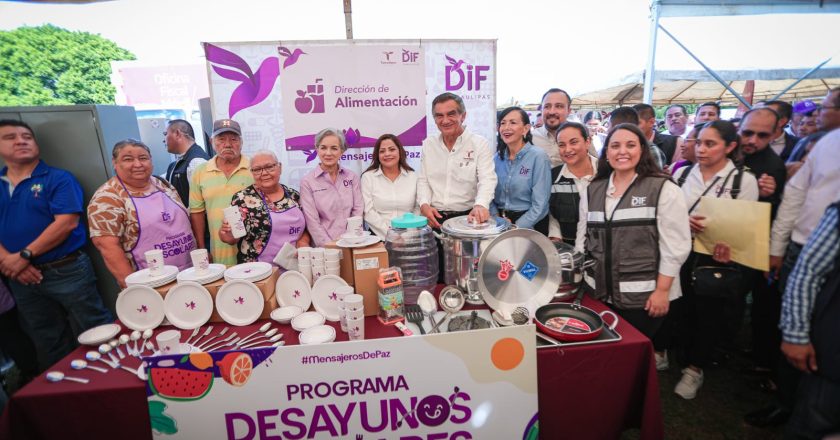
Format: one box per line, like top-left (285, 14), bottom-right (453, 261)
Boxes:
top-left (150, 368), bottom-right (213, 401)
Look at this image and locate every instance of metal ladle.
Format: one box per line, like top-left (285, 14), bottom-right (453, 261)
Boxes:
top-left (417, 290), bottom-right (438, 332)
top-left (429, 287), bottom-right (465, 334)
top-left (71, 359), bottom-right (108, 373)
top-left (46, 371), bottom-right (89, 384)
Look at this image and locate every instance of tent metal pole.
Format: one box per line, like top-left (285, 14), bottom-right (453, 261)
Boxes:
top-left (769, 57), bottom-right (833, 101)
top-left (658, 24), bottom-right (752, 108)
top-left (344, 0), bottom-right (353, 39)
top-left (643, 0), bottom-right (660, 104)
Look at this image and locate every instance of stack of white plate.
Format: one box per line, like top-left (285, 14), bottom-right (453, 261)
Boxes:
top-left (176, 263), bottom-right (226, 285)
top-left (224, 262), bottom-right (273, 283)
top-left (125, 266), bottom-right (178, 288)
top-left (311, 275), bottom-right (348, 322)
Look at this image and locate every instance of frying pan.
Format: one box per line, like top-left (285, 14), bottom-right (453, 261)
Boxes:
top-left (534, 296), bottom-right (619, 342)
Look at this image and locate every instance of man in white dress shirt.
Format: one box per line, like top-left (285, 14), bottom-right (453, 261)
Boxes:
top-left (531, 88), bottom-right (572, 168)
top-left (417, 92), bottom-right (496, 228)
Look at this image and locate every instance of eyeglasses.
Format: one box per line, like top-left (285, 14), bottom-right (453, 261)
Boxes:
top-left (250, 163), bottom-right (279, 175)
top-left (739, 130), bottom-right (773, 140)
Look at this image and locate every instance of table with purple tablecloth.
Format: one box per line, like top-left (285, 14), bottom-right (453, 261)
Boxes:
top-left (0, 294), bottom-right (662, 439)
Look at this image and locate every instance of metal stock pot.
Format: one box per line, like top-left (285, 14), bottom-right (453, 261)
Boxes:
top-left (438, 215), bottom-right (512, 305)
top-left (553, 241), bottom-right (595, 301)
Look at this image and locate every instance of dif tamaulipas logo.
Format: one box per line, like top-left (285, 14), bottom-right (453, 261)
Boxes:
top-left (444, 55), bottom-right (490, 93)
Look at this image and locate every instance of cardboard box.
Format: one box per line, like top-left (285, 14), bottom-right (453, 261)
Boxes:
top-left (158, 267), bottom-right (280, 323)
top-left (325, 241), bottom-right (354, 285)
top-left (351, 242), bottom-right (389, 317)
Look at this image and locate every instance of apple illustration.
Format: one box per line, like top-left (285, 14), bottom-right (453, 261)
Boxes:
top-left (295, 90), bottom-right (313, 113)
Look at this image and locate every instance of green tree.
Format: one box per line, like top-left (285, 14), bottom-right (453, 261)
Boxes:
top-left (0, 24), bottom-right (135, 106)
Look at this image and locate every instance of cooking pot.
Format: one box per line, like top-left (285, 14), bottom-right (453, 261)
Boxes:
top-left (534, 298), bottom-right (619, 342)
top-left (438, 215), bottom-right (512, 304)
top-left (553, 241), bottom-right (595, 301)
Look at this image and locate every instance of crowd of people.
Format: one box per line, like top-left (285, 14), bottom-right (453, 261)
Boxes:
top-left (0, 86), bottom-right (838, 437)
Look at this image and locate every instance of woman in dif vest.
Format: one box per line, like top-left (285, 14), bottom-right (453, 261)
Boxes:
top-left (575, 123), bottom-right (691, 340)
top-left (547, 122), bottom-right (598, 246)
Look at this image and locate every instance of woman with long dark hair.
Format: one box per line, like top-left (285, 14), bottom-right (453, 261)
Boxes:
top-left (361, 134), bottom-right (418, 238)
top-left (674, 120), bottom-right (759, 400)
top-left (576, 123), bottom-right (691, 340)
top-left (489, 106), bottom-right (551, 232)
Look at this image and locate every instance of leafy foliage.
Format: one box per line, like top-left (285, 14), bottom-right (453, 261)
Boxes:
top-left (0, 24), bottom-right (135, 106)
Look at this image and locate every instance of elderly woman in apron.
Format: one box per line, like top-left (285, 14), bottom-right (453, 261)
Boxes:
top-left (219, 150), bottom-right (310, 266)
top-left (89, 139), bottom-right (195, 287)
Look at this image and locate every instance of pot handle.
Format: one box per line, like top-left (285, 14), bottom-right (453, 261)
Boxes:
top-left (599, 310), bottom-right (619, 330)
top-left (581, 259), bottom-right (596, 270)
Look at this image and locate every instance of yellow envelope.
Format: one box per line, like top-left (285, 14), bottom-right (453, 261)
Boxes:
top-left (693, 197), bottom-right (771, 271)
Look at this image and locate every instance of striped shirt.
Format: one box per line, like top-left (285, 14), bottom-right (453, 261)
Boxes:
top-left (780, 205), bottom-right (840, 344)
top-left (189, 155), bottom-right (254, 266)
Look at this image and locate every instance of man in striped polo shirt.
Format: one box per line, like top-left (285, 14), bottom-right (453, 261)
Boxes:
top-left (189, 119), bottom-right (254, 266)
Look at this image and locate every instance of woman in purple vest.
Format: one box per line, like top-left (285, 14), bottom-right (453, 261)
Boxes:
top-left (219, 150), bottom-right (311, 265)
top-left (576, 123), bottom-right (691, 343)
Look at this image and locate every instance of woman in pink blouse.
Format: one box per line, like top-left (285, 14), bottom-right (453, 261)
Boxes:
top-left (299, 128), bottom-right (364, 246)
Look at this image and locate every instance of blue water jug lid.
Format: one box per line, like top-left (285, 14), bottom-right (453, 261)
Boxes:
top-left (390, 212), bottom-right (428, 229)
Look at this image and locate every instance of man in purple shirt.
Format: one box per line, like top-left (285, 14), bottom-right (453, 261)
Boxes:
top-left (299, 128), bottom-right (364, 246)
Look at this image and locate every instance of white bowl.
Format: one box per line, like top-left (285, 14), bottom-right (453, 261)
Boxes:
top-left (299, 325), bottom-right (336, 344)
top-left (291, 311), bottom-right (326, 332)
top-left (270, 305), bottom-right (303, 324)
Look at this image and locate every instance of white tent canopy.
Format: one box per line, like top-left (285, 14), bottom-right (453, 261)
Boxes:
top-left (572, 67), bottom-right (840, 108)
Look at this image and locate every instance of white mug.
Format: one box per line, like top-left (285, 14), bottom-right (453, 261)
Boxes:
top-left (325, 248), bottom-right (342, 261)
top-left (347, 316), bottom-right (365, 340)
top-left (145, 249), bottom-right (164, 276)
top-left (346, 216), bottom-right (363, 236)
top-left (190, 249), bottom-right (209, 274)
top-left (223, 206), bottom-right (246, 239)
top-left (155, 330), bottom-right (182, 354)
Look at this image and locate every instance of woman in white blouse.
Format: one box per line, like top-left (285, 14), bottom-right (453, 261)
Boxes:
top-left (672, 120), bottom-right (759, 400)
top-left (361, 134), bottom-right (419, 238)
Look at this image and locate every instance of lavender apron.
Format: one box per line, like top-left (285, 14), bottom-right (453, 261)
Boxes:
top-left (126, 181), bottom-right (195, 271)
top-left (257, 192), bottom-right (305, 265)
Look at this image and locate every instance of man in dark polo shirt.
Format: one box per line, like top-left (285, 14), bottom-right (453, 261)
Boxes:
top-left (164, 119), bottom-right (209, 207)
top-left (0, 119), bottom-right (112, 369)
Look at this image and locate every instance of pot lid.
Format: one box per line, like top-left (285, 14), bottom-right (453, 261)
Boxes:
top-left (478, 229), bottom-right (561, 315)
top-left (441, 215), bottom-right (511, 238)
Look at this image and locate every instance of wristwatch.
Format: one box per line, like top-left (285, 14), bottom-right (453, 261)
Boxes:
top-left (20, 248), bottom-right (33, 261)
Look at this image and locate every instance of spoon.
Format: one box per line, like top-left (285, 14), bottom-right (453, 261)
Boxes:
top-left (46, 371), bottom-right (89, 384)
top-left (129, 330), bottom-right (141, 356)
top-left (71, 359), bottom-right (108, 373)
top-left (191, 325), bottom-right (214, 347)
top-left (429, 287), bottom-right (465, 334)
top-left (201, 333), bottom-right (238, 352)
top-left (206, 336), bottom-right (241, 352)
top-left (194, 327), bottom-right (229, 351)
top-left (99, 344), bottom-right (119, 365)
top-left (241, 328), bottom-right (279, 345)
top-left (145, 341), bottom-right (155, 354)
top-left (184, 326), bottom-right (201, 345)
top-left (85, 351), bottom-right (115, 369)
top-left (244, 340), bottom-right (285, 349)
top-left (136, 361), bottom-right (148, 381)
top-left (119, 334), bottom-right (131, 357)
top-left (237, 322), bottom-right (271, 346)
top-left (239, 334), bottom-right (282, 349)
top-left (139, 329), bottom-right (153, 355)
top-left (109, 339), bottom-right (124, 359)
top-left (417, 290), bottom-right (438, 332)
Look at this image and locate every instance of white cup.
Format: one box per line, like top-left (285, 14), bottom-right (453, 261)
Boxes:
top-left (297, 247), bottom-right (312, 263)
top-left (299, 264), bottom-right (313, 286)
top-left (325, 248), bottom-right (341, 262)
top-left (310, 248), bottom-right (325, 259)
top-left (145, 249), bottom-right (164, 276)
top-left (223, 206), bottom-right (246, 239)
top-left (335, 285), bottom-right (354, 301)
top-left (346, 216), bottom-right (363, 236)
top-left (155, 330), bottom-right (182, 354)
top-left (346, 307), bottom-right (364, 320)
top-left (344, 294), bottom-right (364, 313)
top-left (338, 306), bottom-right (348, 332)
top-left (325, 267), bottom-right (340, 276)
top-left (325, 260), bottom-right (340, 269)
top-left (190, 249), bottom-right (209, 274)
top-left (347, 316), bottom-right (365, 340)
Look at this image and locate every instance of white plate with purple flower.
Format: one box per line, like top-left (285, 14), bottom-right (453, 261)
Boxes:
top-left (163, 281), bottom-right (213, 330)
top-left (215, 280), bottom-right (264, 326)
top-left (116, 285), bottom-right (166, 331)
top-left (311, 275), bottom-right (348, 322)
top-left (275, 270), bottom-right (312, 312)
